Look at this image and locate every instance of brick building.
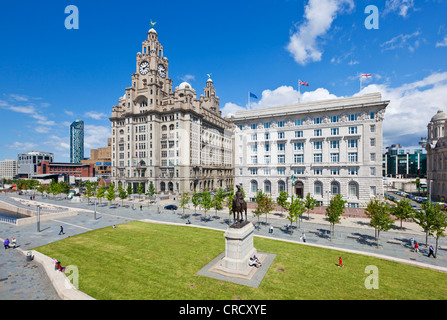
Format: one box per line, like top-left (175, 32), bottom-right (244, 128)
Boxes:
top-left (37, 161), bottom-right (95, 178)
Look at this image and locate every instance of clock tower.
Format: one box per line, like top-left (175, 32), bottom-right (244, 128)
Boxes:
top-left (110, 22), bottom-right (234, 195)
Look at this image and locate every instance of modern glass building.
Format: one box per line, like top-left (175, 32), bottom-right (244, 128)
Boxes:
top-left (70, 120), bottom-right (84, 163)
top-left (382, 142), bottom-right (427, 178)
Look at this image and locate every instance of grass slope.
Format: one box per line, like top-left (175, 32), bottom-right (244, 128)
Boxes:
top-left (34, 221), bottom-right (447, 300)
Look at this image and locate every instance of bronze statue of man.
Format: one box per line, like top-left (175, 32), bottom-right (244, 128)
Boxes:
top-left (232, 185), bottom-right (247, 224)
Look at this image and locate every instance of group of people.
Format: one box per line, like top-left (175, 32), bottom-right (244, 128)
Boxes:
top-left (249, 255), bottom-right (262, 268)
top-left (3, 238), bottom-right (17, 249)
top-left (411, 238), bottom-right (436, 258)
top-left (52, 258), bottom-right (66, 272)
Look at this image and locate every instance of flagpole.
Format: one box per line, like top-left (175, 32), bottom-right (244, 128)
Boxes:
top-left (248, 91), bottom-right (250, 109)
top-left (298, 80), bottom-right (301, 103)
top-left (360, 75), bottom-right (362, 92)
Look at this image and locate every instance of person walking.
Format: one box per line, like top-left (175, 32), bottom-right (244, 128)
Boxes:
top-left (58, 226), bottom-right (65, 235)
top-left (3, 238), bottom-right (10, 249)
top-left (427, 244), bottom-right (436, 258)
top-left (414, 241), bottom-right (419, 253)
top-left (338, 256), bottom-right (344, 268)
top-left (302, 233), bottom-right (307, 243)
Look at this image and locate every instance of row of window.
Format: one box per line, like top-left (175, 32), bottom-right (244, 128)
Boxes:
top-left (245, 166), bottom-right (376, 176)
top-left (249, 126), bottom-right (367, 141)
top-left (242, 113), bottom-right (376, 131)
top-left (249, 180), bottom-right (377, 197)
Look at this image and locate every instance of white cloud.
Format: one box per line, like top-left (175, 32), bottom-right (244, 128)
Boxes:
top-left (355, 71), bottom-right (447, 147)
top-left (384, 0), bottom-right (415, 18)
top-left (84, 111), bottom-right (108, 120)
top-left (180, 74), bottom-right (195, 82)
top-left (436, 35), bottom-right (447, 47)
top-left (64, 110), bottom-right (75, 116)
top-left (381, 31), bottom-right (421, 52)
top-left (221, 85), bottom-right (340, 116)
top-left (7, 141), bottom-right (38, 151)
top-left (286, 0), bottom-right (354, 65)
top-left (84, 125), bottom-right (110, 150)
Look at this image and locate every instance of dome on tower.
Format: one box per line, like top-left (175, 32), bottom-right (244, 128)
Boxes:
top-left (431, 110), bottom-right (447, 122)
top-left (148, 28), bottom-right (157, 34)
top-left (179, 82), bottom-right (193, 90)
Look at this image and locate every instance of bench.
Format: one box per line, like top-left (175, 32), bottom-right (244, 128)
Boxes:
top-left (387, 240), bottom-right (402, 245)
top-left (347, 235), bottom-right (360, 240)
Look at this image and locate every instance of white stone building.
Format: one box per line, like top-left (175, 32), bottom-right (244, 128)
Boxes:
top-left (0, 159), bottom-right (17, 180)
top-left (426, 109), bottom-right (447, 201)
top-left (110, 25), bottom-right (233, 194)
top-left (231, 93), bottom-right (389, 207)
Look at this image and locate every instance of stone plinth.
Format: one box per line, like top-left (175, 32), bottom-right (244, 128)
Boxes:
top-left (209, 222), bottom-right (259, 279)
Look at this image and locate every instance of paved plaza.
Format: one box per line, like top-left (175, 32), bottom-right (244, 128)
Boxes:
top-left (1, 193), bottom-right (446, 300)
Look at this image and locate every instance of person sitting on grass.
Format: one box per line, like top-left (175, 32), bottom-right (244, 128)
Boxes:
top-left (55, 261), bottom-right (66, 272)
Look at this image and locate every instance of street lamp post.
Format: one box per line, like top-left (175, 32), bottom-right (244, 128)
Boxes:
top-left (37, 205), bottom-right (41, 232)
top-left (94, 199), bottom-right (97, 220)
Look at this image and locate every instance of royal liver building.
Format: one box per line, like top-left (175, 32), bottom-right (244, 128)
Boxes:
top-left (110, 23), bottom-right (233, 194)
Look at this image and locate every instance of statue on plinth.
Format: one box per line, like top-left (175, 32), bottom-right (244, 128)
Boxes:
top-left (231, 185), bottom-right (248, 228)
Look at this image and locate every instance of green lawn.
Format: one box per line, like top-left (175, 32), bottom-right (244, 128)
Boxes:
top-left (34, 221), bottom-right (447, 300)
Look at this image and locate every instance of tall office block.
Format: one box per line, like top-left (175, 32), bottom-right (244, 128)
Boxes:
top-left (70, 120), bottom-right (84, 163)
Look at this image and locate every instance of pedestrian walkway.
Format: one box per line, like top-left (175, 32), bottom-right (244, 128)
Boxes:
top-left (1, 193), bottom-right (446, 299)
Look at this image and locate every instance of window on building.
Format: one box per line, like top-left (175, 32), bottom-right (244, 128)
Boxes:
top-left (348, 114), bottom-right (357, 121)
top-left (295, 119), bottom-right (303, 126)
top-left (278, 155), bottom-right (285, 164)
top-left (348, 152), bottom-right (358, 162)
top-left (349, 127), bottom-right (357, 134)
top-left (348, 182), bottom-right (358, 198)
top-left (314, 153), bottom-right (322, 163)
top-left (314, 181), bottom-right (323, 195)
top-left (277, 168), bottom-right (285, 175)
top-left (264, 122), bottom-right (270, 129)
top-left (278, 143), bottom-right (285, 151)
top-left (294, 142), bottom-right (304, 150)
top-left (278, 132), bottom-right (285, 139)
top-left (330, 140), bottom-right (339, 149)
top-left (264, 180), bottom-right (271, 193)
top-left (348, 167), bottom-right (358, 176)
top-left (251, 180), bottom-right (258, 193)
top-left (330, 168), bottom-right (340, 175)
top-left (295, 131), bottom-right (303, 138)
top-left (331, 115), bottom-right (339, 123)
top-left (331, 128), bottom-right (339, 136)
top-left (294, 154), bottom-right (304, 163)
top-left (314, 129), bottom-right (322, 137)
top-left (330, 153), bottom-right (340, 163)
top-left (331, 181), bottom-right (340, 195)
top-left (314, 141), bottom-right (322, 150)
top-left (278, 121), bottom-right (285, 128)
top-left (314, 117), bottom-right (322, 124)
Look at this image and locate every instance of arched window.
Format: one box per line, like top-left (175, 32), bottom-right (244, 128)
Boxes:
top-left (160, 182), bottom-right (166, 192)
top-left (348, 181), bottom-right (359, 198)
top-left (278, 180), bottom-right (285, 192)
top-left (331, 181), bottom-right (340, 195)
top-left (169, 124), bottom-right (175, 131)
top-left (264, 180), bottom-right (271, 194)
top-left (162, 125), bottom-right (167, 131)
top-left (251, 180), bottom-right (258, 193)
top-left (314, 181), bottom-right (323, 196)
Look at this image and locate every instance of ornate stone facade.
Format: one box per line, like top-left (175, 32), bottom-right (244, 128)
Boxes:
top-left (110, 25), bottom-right (233, 194)
top-left (426, 110), bottom-right (447, 201)
top-left (230, 93), bottom-right (389, 207)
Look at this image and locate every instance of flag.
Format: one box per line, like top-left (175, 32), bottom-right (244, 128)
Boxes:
top-left (361, 74), bottom-right (372, 78)
top-left (299, 80), bottom-right (309, 86)
top-left (249, 92), bottom-right (258, 99)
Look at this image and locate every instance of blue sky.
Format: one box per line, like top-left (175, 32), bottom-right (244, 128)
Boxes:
top-left (1, 0), bottom-right (446, 162)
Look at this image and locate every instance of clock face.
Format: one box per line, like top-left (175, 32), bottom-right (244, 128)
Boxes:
top-left (139, 61), bottom-right (149, 75)
top-left (158, 64), bottom-right (166, 78)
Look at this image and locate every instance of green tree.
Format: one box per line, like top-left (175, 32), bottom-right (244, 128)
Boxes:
top-left (414, 201), bottom-right (437, 247)
top-left (84, 180), bottom-right (95, 204)
top-left (304, 193), bottom-right (318, 220)
top-left (212, 188), bottom-right (225, 217)
top-left (36, 184), bottom-right (47, 198)
top-left (365, 199), bottom-right (394, 247)
top-left (325, 194), bottom-right (346, 240)
top-left (106, 183), bottom-right (116, 207)
top-left (255, 190), bottom-right (275, 226)
top-left (179, 191), bottom-right (190, 218)
top-left (146, 181), bottom-right (156, 198)
top-left (430, 205), bottom-right (447, 257)
top-left (191, 191), bottom-right (201, 215)
top-left (96, 185), bottom-right (106, 204)
top-left (290, 195), bottom-right (306, 230)
top-left (200, 189), bottom-right (212, 221)
top-left (118, 184), bottom-right (128, 206)
top-left (137, 183), bottom-right (144, 200)
top-left (276, 190), bottom-right (289, 215)
top-left (127, 184), bottom-right (133, 199)
top-left (392, 198), bottom-right (415, 229)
